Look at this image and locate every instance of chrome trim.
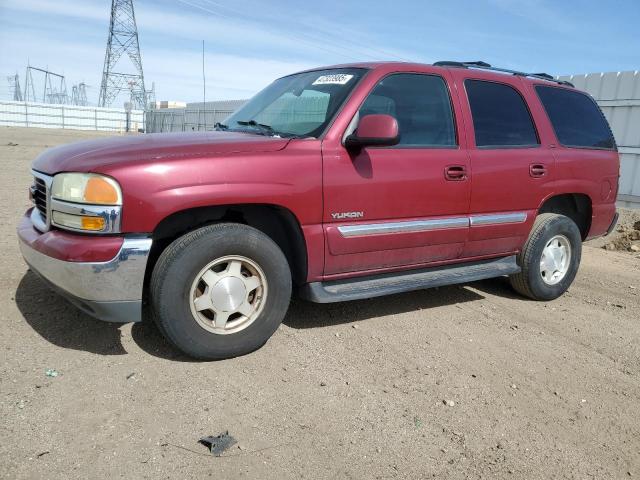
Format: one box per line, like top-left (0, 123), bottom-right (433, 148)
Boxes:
top-left (50, 198), bottom-right (122, 233)
top-left (19, 236), bottom-right (152, 303)
top-left (30, 206), bottom-right (48, 233)
top-left (336, 212), bottom-right (529, 238)
top-left (338, 217), bottom-right (469, 237)
top-left (469, 212), bottom-right (527, 226)
top-left (31, 170), bottom-right (53, 232)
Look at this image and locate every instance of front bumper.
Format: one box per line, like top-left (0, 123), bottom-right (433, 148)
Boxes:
top-left (18, 212), bottom-right (152, 323)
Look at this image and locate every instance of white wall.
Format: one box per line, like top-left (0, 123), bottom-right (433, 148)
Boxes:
top-left (558, 71), bottom-right (640, 208)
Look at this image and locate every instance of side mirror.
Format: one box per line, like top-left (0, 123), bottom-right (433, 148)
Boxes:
top-left (345, 114), bottom-right (400, 149)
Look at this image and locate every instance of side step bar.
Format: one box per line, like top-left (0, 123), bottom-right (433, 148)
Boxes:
top-left (300, 256), bottom-right (520, 303)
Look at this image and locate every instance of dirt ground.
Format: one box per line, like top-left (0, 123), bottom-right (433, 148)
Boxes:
top-left (1, 126), bottom-right (639, 479)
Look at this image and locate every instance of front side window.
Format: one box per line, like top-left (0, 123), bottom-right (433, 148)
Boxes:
top-left (535, 86), bottom-right (616, 149)
top-left (357, 73), bottom-right (456, 147)
top-left (223, 68), bottom-right (366, 138)
top-left (465, 79), bottom-right (539, 147)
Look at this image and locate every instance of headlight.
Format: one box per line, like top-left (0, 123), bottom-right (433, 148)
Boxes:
top-left (50, 173), bottom-right (122, 233)
top-left (51, 173), bottom-right (122, 205)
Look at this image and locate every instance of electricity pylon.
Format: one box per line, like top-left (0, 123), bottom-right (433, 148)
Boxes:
top-left (7, 74), bottom-right (23, 101)
top-left (98, 0), bottom-right (147, 109)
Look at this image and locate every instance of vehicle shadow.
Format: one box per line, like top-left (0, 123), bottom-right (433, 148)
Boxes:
top-left (284, 284), bottom-right (485, 329)
top-left (15, 270), bottom-right (128, 356)
top-left (15, 270), bottom-right (189, 360)
top-left (16, 269), bottom-right (499, 361)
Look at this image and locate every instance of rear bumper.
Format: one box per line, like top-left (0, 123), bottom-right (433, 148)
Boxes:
top-left (605, 211), bottom-right (619, 236)
top-left (18, 211), bottom-right (152, 323)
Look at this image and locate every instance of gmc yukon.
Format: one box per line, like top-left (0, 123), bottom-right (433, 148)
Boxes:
top-left (18, 61), bottom-right (619, 359)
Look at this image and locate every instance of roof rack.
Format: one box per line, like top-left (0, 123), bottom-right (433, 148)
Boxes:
top-left (432, 61), bottom-right (574, 87)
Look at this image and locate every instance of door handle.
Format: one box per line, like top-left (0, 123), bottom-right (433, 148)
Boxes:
top-left (445, 165), bottom-right (467, 181)
top-left (529, 163), bottom-right (547, 178)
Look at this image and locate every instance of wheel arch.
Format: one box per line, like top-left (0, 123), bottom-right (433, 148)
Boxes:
top-left (537, 192), bottom-right (593, 240)
top-left (143, 204), bottom-right (308, 291)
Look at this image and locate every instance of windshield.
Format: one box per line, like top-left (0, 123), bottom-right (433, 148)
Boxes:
top-left (221, 68), bottom-right (366, 138)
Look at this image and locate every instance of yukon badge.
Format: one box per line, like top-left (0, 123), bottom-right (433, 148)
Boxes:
top-left (332, 211), bottom-right (364, 220)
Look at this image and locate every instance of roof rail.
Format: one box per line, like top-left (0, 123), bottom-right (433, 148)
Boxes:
top-left (432, 60), bottom-right (574, 87)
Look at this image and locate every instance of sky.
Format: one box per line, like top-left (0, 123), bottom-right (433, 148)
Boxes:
top-left (0, 0), bottom-right (639, 106)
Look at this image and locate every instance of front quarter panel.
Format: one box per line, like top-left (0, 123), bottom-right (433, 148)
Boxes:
top-left (95, 139), bottom-right (323, 233)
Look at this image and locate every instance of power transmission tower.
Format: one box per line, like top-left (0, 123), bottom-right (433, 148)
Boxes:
top-left (98, 0), bottom-right (147, 109)
top-left (71, 82), bottom-right (89, 106)
top-left (7, 73), bottom-right (23, 101)
top-left (24, 66), bottom-right (68, 104)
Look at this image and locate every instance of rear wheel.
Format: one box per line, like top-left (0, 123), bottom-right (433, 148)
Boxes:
top-left (150, 223), bottom-right (292, 359)
top-left (509, 213), bottom-right (582, 300)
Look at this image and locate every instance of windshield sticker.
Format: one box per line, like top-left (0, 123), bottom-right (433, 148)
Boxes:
top-left (312, 74), bottom-right (354, 86)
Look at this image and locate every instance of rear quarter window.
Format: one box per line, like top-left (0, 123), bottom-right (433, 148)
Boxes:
top-left (535, 86), bottom-right (616, 150)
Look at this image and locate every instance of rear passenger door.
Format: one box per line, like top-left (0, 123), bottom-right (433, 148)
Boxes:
top-left (453, 72), bottom-right (556, 258)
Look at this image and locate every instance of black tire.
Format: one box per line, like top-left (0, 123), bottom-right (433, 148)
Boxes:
top-left (509, 213), bottom-right (582, 301)
top-left (150, 223), bottom-right (292, 360)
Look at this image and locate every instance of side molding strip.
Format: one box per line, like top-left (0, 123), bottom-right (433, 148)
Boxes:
top-left (336, 212), bottom-right (528, 238)
top-left (337, 217), bottom-right (469, 237)
top-left (469, 212), bottom-right (527, 226)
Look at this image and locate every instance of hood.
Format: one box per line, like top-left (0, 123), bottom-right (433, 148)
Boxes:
top-left (32, 131), bottom-right (290, 174)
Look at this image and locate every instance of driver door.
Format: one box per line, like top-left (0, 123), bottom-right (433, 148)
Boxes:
top-left (321, 71), bottom-right (471, 276)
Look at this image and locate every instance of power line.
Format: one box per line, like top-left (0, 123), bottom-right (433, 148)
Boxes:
top-left (175, 0), bottom-right (367, 62)
top-left (198, 0), bottom-right (411, 62)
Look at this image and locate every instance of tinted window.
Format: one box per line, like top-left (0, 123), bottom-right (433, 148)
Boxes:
top-left (358, 74), bottom-right (456, 147)
top-left (465, 80), bottom-right (539, 147)
top-left (224, 68), bottom-right (365, 137)
top-left (536, 86), bottom-right (615, 149)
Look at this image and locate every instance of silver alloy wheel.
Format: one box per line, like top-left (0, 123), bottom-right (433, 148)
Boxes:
top-left (189, 255), bottom-right (267, 335)
top-left (539, 234), bottom-right (572, 286)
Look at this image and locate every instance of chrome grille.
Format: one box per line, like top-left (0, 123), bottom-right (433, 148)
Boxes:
top-left (33, 176), bottom-right (48, 222)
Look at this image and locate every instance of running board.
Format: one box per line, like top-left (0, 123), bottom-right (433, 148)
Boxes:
top-left (300, 256), bottom-right (520, 303)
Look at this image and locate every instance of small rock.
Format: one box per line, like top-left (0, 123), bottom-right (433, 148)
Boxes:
top-left (45, 369), bottom-right (59, 378)
top-left (630, 245), bottom-right (640, 252)
top-left (320, 381), bottom-right (327, 387)
top-left (126, 372), bottom-right (136, 380)
top-left (510, 384), bottom-right (517, 389)
top-left (335, 332), bottom-right (340, 337)
top-left (351, 324), bottom-right (358, 329)
top-left (604, 243), bottom-right (616, 251)
top-left (443, 399), bottom-right (455, 407)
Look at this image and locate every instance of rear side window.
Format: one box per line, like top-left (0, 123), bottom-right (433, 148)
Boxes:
top-left (358, 73), bottom-right (456, 147)
top-left (535, 86), bottom-right (615, 149)
top-left (465, 80), bottom-right (539, 147)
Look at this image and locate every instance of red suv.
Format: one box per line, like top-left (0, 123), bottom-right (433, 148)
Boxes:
top-left (18, 61), bottom-right (619, 359)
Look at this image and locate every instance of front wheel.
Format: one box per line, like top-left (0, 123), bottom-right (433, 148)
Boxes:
top-left (150, 223), bottom-right (292, 360)
top-left (509, 213), bottom-right (582, 301)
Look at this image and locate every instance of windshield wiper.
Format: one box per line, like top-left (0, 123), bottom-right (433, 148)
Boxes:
top-left (214, 122), bottom-right (228, 130)
top-left (236, 119), bottom-right (278, 136)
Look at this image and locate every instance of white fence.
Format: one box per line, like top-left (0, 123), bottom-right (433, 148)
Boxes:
top-left (145, 99), bottom-right (246, 133)
top-left (559, 71), bottom-right (640, 208)
top-left (0, 100), bottom-right (145, 132)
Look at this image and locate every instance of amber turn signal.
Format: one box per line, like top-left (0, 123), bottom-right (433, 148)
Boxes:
top-left (84, 177), bottom-right (120, 204)
top-left (81, 216), bottom-right (106, 231)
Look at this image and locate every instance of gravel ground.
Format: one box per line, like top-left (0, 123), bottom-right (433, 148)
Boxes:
top-left (1, 126), bottom-right (639, 479)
